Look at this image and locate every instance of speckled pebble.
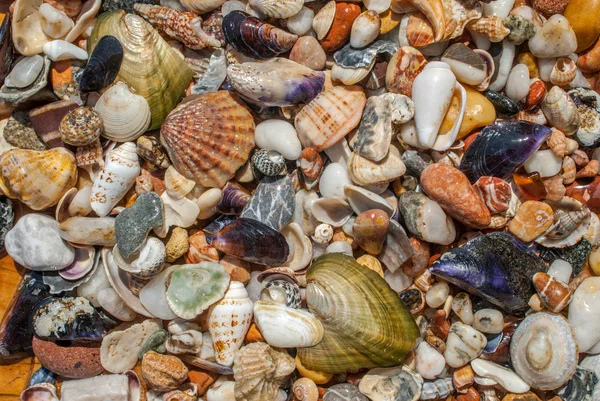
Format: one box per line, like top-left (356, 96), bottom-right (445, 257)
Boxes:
top-left (32, 336), bottom-right (104, 379)
top-left (166, 226), bottom-right (189, 263)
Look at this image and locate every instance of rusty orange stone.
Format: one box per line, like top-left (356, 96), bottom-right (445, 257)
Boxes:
top-left (566, 176), bottom-right (600, 212)
top-left (185, 230), bottom-right (219, 263)
top-left (320, 3), bottom-right (360, 53)
top-left (188, 370), bottom-right (218, 396)
top-left (525, 80), bottom-right (547, 110)
top-left (244, 323), bottom-right (265, 343)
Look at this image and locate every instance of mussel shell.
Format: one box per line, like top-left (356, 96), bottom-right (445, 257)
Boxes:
top-left (483, 89), bottom-right (521, 117)
top-left (0, 15), bottom-right (13, 85)
top-left (538, 239), bottom-right (592, 277)
top-left (78, 35), bottom-right (124, 93)
top-left (217, 182), bottom-right (250, 215)
top-left (212, 218), bottom-right (289, 265)
top-left (28, 366), bottom-right (57, 387)
top-left (459, 120), bottom-right (551, 183)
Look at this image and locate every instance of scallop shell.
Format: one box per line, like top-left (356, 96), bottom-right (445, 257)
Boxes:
top-left (160, 91), bottom-right (255, 188)
top-left (95, 82), bottom-right (151, 142)
top-left (12, 0), bottom-right (52, 56)
top-left (541, 86), bottom-right (581, 135)
top-left (509, 312), bottom-right (578, 390)
top-left (253, 300), bottom-right (324, 348)
top-left (248, 0), bottom-right (304, 18)
top-left (180, 0), bottom-right (225, 14)
top-left (313, 1), bottom-right (336, 41)
top-left (87, 10), bottom-right (194, 130)
top-left (467, 16), bottom-right (510, 42)
top-left (295, 86), bottom-right (366, 152)
top-left (348, 146), bottom-right (406, 186)
top-left (208, 281), bottom-right (254, 366)
top-left (550, 57), bottom-right (577, 87)
top-left (59, 106), bottom-right (103, 146)
top-left (0, 148), bottom-right (77, 210)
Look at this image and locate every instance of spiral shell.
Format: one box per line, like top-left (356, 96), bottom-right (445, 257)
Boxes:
top-left (541, 86), bottom-right (581, 135)
top-left (467, 16), bottom-right (510, 42)
top-left (260, 280), bottom-right (301, 308)
top-left (251, 149), bottom-right (286, 177)
top-left (249, 0), bottom-right (303, 18)
top-left (547, 128), bottom-right (567, 158)
top-left (160, 91), bottom-right (255, 188)
top-left (312, 1), bottom-right (336, 40)
top-left (562, 156), bottom-right (577, 185)
top-left (543, 208), bottom-right (590, 240)
top-left (292, 378), bottom-right (319, 401)
top-left (59, 106), bottom-right (103, 146)
top-left (550, 57), bottom-right (577, 86)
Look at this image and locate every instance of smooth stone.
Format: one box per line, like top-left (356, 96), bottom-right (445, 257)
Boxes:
top-left (568, 277), bottom-right (600, 353)
top-left (5, 213), bottom-right (74, 271)
top-left (564, 0), bottom-right (600, 52)
top-left (471, 359), bottom-right (531, 394)
top-left (59, 217), bottom-right (116, 246)
top-left (32, 336), bottom-right (103, 379)
top-left (415, 341), bottom-right (446, 380)
top-left (4, 55), bottom-right (45, 89)
top-left (524, 149), bottom-right (563, 178)
top-left (115, 192), bottom-right (164, 258)
top-left (319, 163), bottom-right (351, 200)
top-left (508, 201), bottom-right (554, 242)
top-left (444, 322), bottom-right (487, 368)
top-left (439, 85), bottom-right (496, 141)
top-left (287, 7), bottom-right (315, 36)
top-left (241, 175), bottom-right (295, 231)
top-left (384, 268), bottom-right (411, 293)
top-left (505, 64), bottom-right (530, 102)
top-left (254, 120), bottom-right (302, 160)
top-left (473, 309), bottom-right (504, 334)
top-left (441, 43), bottom-right (487, 86)
top-left (539, 239), bottom-right (592, 277)
top-left (358, 366), bottom-right (423, 401)
top-left (323, 383), bottom-right (368, 401)
top-left (483, 0), bottom-right (515, 18)
top-left (290, 36), bottom-right (327, 71)
top-left (399, 191), bottom-right (456, 246)
top-left (425, 281), bottom-right (450, 308)
top-left (292, 189), bottom-right (320, 236)
top-left (547, 259), bottom-right (573, 283)
top-left (528, 14), bottom-right (577, 58)
top-left (421, 163), bottom-right (491, 229)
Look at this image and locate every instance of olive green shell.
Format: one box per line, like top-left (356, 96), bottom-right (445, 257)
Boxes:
top-left (298, 253), bottom-right (419, 373)
top-left (87, 11), bottom-right (194, 130)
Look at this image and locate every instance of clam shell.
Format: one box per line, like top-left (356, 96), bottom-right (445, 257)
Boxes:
top-left (87, 10), bottom-right (194, 130)
top-left (348, 146), bottom-right (406, 186)
top-left (331, 62), bottom-right (373, 85)
top-left (160, 91), bottom-right (255, 188)
top-left (248, 0), bottom-right (303, 18)
top-left (0, 55), bottom-right (51, 106)
top-left (313, 0), bottom-right (336, 40)
top-left (95, 82), bottom-right (151, 142)
top-left (345, 184), bottom-right (394, 217)
top-left (295, 86), bottom-right (366, 152)
top-left (12, 0), bottom-right (51, 56)
top-left (180, 0), bottom-right (225, 14)
top-left (254, 300), bottom-right (324, 348)
top-left (164, 165), bottom-right (196, 200)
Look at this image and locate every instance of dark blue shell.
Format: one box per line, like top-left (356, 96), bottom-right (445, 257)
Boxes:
top-left (28, 366), bottom-right (57, 386)
top-left (79, 35), bottom-right (123, 93)
top-left (459, 120), bottom-right (551, 183)
top-left (430, 232), bottom-right (547, 316)
top-left (32, 297), bottom-right (107, 341)
top-left (483, 89), bottom-right (521, 117)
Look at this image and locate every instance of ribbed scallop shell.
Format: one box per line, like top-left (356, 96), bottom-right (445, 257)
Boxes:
top-left (160, 91), bottom-right (255, 188)
top-left (180, 0), bottom-right (226, 14)
top-left (87, 11), bottom-right (194, 130)
top-left (249, 0), bottom-right (304, 18)
top-left (295, 86), bottom-right (366, 152)
top-left (312, 1), bottom-right (336, 40)
top-left (348, 146), bottom-right (406, 186)
top-left (467, 16), bottom-right (509, 42)
top-left (0, 148), bottom-right (77, 210)
top-left (95, 82), bottom-right (151, 142)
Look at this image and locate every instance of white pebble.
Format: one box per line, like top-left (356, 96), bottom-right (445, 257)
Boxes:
top-left (452, 292), bottom-right (474, 325)
top-left (444, 323), bottom-right (487, 368)
top-left (287, 7), bottom-right (314, 36)
top-left (425, 281), bottom-right (450, 308)
top-left (363, 0), bottom-right (391, 14)
top-left (524, 149), bottom-right (563, 178)
top-left (319, 163), bottom-right (351, 199)
top-left (547, 259), bottom-right (572, 284)
top-left (415, 341), bottom-right (446, 380)
top-left (505, 64), bottom-right (530, 102)
top-left (471, 359), bottom-right (531, 394)
top-left (254, 120), bottom-right (302, 160)
top-left (473, 309), bottom-right (504, 334)
top-left (325, 241), bottom-right (353, 256)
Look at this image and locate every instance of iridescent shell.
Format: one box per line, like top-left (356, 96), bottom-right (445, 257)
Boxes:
top-left (160, 91), bottom-right (255, 188)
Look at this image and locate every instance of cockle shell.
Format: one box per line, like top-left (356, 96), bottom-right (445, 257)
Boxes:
top-left (12, 0), bottom-right (52, 56)
top-left (510, 312), bottom-right (578, 390)
top-left (227, 58), bottom-right (325, 107)
top-left (295, 86), bottom-right (366, 152)
top-left (0, 148), bottom-right (77, 210)
top-left (313, 0), bottom-right (336, 41)
top-left (208, 281), bottom-right (253, 367)
top-left (406, 11), bottom-right (435, 47)
top-left (248, 0), bottom-right (303, 18)
top-left (134, 4), bottom-right (220, 50)
top-left (180, 0), bottom-right (225, 14)
top-left (348, 146), bottom-right (407, 186)
top-left (95, 81), bottom-right (151, 142)
top-left (40, 3), bottom-right (74, 39)
top-left (541, 86), bottom-right (581, 135)
top-left (253, 301), bottom-right (324, 348)
top-left (87, 10), bottom-right (194, 130)
top-left (160, 91), bottom-right (255, 188)
top-left (90, 142), bottom-right (140, 217)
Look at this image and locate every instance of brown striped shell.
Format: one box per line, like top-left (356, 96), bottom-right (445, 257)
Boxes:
top-left (160, 91), bottom-right (255, 188)
top-left (467, 16), bottom-right (510, 42)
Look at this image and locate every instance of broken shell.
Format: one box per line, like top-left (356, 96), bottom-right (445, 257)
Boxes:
top-left (164, 165), bottom-right (195, 200)
top-left (348, 146), bottom-right (406, 186)
top-left (113, 237), bottom-right (166, 278)
top-left (12, 0), bottom-right (52, 56)
top-left (311, 197), bottom-right (353, 227)
top-left (40, 3), bottom-right (74, 39)
top-left (280, 222), bottom-right (312, 272)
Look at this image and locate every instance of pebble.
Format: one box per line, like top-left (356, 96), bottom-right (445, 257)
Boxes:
top-left (528, 14), bottom-right (578, 58)
top-left (287, 7), bottom-right (314, 36)
top-left (142, 351), bottom-right (189, 392)
top-left (319, 163), bottom-right (351, 199)
top-left (320, 2), bottom-right (361, 53)
top-left (444, 323), bottom-right (487, 368)
top-left (352, 209), bottom-right (389, 255)
top-left (290, 37), bottom-right (327, 71)
top-left (532, 0), bottom-right (569, 17)
top-left (399, 191), bottom-right (456, 246)
top-left (564, 0), bottom-right (600, 52)
top-left (505, 64), bottom-right (530, 102)
top-left (452, 292), bottom-right (474, 325)
top-left (415, 341), bottom-right (446, 380)
top-left (32, 336), bottom-right (103, 379)
top-left (425, 281), bottom-right (450, 308)
top-left (547, 259), bottom-right (573, 283)
top-left (471, 359), bottom-right (531, 393)
top-left (508, 201), bottom-right (554, 242)
top-left (115, 192), bottom-right (164, 258)
top-left (524, 149), bottom-right (563, 178)
top-left (473, 309), bottom-right (504, 334)
top-left (254, 120), bottom-right (303, 160)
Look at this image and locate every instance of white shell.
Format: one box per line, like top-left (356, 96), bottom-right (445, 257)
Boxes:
top-left (344, 184), bottom-right (394, 217)
top-left (77, 257), bottom-right (112, 307)
top-left (471, 359), bottom-right (531, 394)
top-left (3, 55), bottom-right (44, 89)
top-left (281, 222), bottom-right (312, 271)
top-left (255, 119), bottom-right (302, 160)
top-left (318, 162), bottom-right (351, 199)
top-left (65, 0), bottom-right (101, 43)
top-left (489, 41), bottom-right (516, 92)
top-left (350, 10), bottom-right (381, 49)
top-left (331, 62), bottom-right (373, 85)
top-left (98, 287), bottom-right (137, 321)
top-left (248, 0), bottom-right (304, 18)
top-left (568, 277), bottom-right (600, 353)
top-left (166, 320), bottom-right (204, 355)
top-left (113, 237), bottom-right (166, 278)
top-left (90, 142), bottom-right (140, 217)
top-left (482, 0), bottom-right (514, 18)
top-left (312, 0), bottom-right (336, 40)
top-left (68, 185), bottom-right (94, 217)
top-left (181, 0), bottom-right (225, 13)
top-left (311, 197), bottom-right (353, 227)
top-left (95, 82), bottom-right (152, 142)
top-left (11, 0), bottom-right (52, 56)
top-left (39, 3), bottom-right (74, 39)
top-left (195, 188), bottom-right (222, 220)
top-left (165, 165), bottom-right (196, 200)
top-left (156, 192), bottom-right (200, 236)
top-left (139, 265), bottom-right (179, 320)
top-left (42, 39), bottom-right (88, 61)
top-left (253, 300), bottom-right (324, 348)
top-left (207, 281), bottom-right (253, 367)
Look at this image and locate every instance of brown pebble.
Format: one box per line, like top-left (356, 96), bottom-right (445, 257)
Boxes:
top-left (532, 0), bottom-right (569, 17)
top-left (188, 369), bottom-right (218, 396)
top-left (141, 351), bottom-right (189, 392)
top-left (320, 3), bottom-right (361, 52)
top-left (290, 36), bottom-right (327, 70)
top-left (32, 336), bottom-right (103, 379)
top-left (509, 201), bottom-right (554, 242)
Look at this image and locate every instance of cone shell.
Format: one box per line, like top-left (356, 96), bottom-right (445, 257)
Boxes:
top-left (249, 0), bottom-right (304, 19)
top-left (95, 81), bottom-right (151, 142)
top-left (295, 86), bottom-right (366, 152)
top-left (313, 1), bottom-right (336, 41)
top-left (348, 146), bottom-right (406, 186)
top-left (298, 253), bottom-right (419, 373)
top-left (87, 10), bottom-right (194, 130)
top-left (160, 91), bottom-right (255, 188)
top-left (467, 16), bottom-right (510, 42)
top-left (208, 281), bottom-right (254, 367)
top-left (0, 148), bottom-right (77, 210)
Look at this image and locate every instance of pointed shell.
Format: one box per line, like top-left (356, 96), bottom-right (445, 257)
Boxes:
top-left (95, 81), bottom-right (151, 142)
top-left (348, 146), bottom-right (406, 186)
top-left (313, 1), bottom-right (336, 41)
top-left (249, 0), bottom-right (304, 18)
top-left (467, 16), bottom-right (510, 42)
top-left (160, 91), bottom-right (255, 188)
top-left (541, 86), bottom-right (581, 135)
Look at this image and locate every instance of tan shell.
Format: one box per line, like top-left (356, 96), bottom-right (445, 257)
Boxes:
top-left (59, 106), bottom-right (103, 146)
top-left (331, 62), bottom-right (374, 85)
top-left (467, 16), bottom-right (509, 42)
top-left (0, 148), bottom-right (77, 210)
top-left (142, 351), bottom-right (189, 392)
top-left (249, 0), bottom-right (304, 18)
top-left (348, 146), bottom-right (407, 186)
top-left (409, 0), bottom-right (446, 42)
top-left (180, 0), bottom-right (225, 14)
top-left (547, 128), bottom-right (567, 158)
top-left (160, 91), bottom-right (255, 188)
top-left (312, 0), bottom-right (336, 41)
top-left (12, 0), bottom-right (52, 56)
top-left (550, 57), bottom-right (577, 86)
top-left (164, 165), bottom-right (196, 200)
top-left (562, 156), bottom-right (577, 185)
top-left (541, 86), bottom-right (581, 135)
top-left (406, 11), bottom-right (435, 47)
top-left (295, 86), bottom-right (366, 152)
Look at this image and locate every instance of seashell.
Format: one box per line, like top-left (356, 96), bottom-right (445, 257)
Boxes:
top-left (98, 287), bottom-right (137, 322)
top-left (359, 366), bottom-right (423, 401)
top-left (216, 182), bottom-right (250, 216)
top-left (280, 223), bottom-right (312, 272)
top-left (4, 55), bottom-right (44, 90)
top-left (542, 208), bottom-right (590, 240)
top-left (541, 86), bottom-right (580, 135)
top-left (550, 57), bottom-right (577, 86)
top-left (554, 367), bottom-right (597, 401)
top-left (56, 245), bottom-right (96, 281)
top-left (312, 223), bottom-right (334, 244)
top-left (59, 106), bottom-right (103, 146)
top-left (408, 0), bottom-right (446, 42)
top-left (249, 0), bottom-right (303, 18)
top-left (113, 237), bottom-right (166, 278)
top-left (180, 0), bottom-right (225, 14)
top-left (21, 383), bottom-right (60, 401)
top-left (510, 312), bottom-right (578, 390)
top-left (254, 300), bottom-right (324, 348)
top-left (233, 342), bottom-right (295, 401)
top-left (166, 262), bottom-right (230, 319)
top-left (333, 40), bottom-right (398, 69)
top-left (298, 147), bottom-right (323, 188)
top-left (78, 35), bottom-right (123, 93)
top-left (260, 279), bottom-right (301, 308)
top-left (467, 16), bottom-right (510, 42)
top-left (12, 0), bottom-right (52, 56)
top-left (0, 148), bottom-right (77, 211)
top-left (331, 62), bottom-right (373, 86)
top-left (87, 10), bottom-right (194, 130)
top-left (164, 166), bottom-right (195, 201)
top-left (421, 377), bottom-right (454, 400)
top-left (40, 3), bottom-right (74, 39)
top-left (473, 176), bottom-right (511, 214)
top-left (62, 0), bottom-right (100, 43)
top-left (0, 55), bottom-right (51, 106)
top-left (251, 149), bottom-right (286, 177)
top-left (295, 86), bottom-right (366, 152)
top-left (386, 46), bottom-right (428, 97)
top-left (94, 82), bottom-right (151, 143)
top-left (90, 142), bottom-right (140, 217)
top-left (160, 91), bottom-right (254, 188)
top-left (406, 11), bottom-right (435, 47)
top-left (472, 359), bottom-right (530, 393)
top-left (399, 191), bottom-right (455, 245)
top-left (223, 11), bottom-right (297, 59)
top-left (136, 135), bottom-right (170, 170)
top-left (441, 43), bottom-right (487, 86)
top-left (138, 266), bottom-right (178, 320)
top-left (42, 40), bottom-right (88, 61)
top-left (293, 378), bottom-right (319, 401)
top-left (208, 281), bottom-right (253, 366)
top-left (297, 253), bottom-right (419, 373)
top-left (228, 58), bottom-right (324, 107)
top-left (348, 146), bottom-right (406, 186)
top-left (547, 128), bottom-right (567, 158)
top-left (350, 10), bottom-right (381, 49)
top-left (311, 197), bottom-right (353, 227)
top-left (313, 1), bottom-right (336, 40)
top-left (459, 120), bottom-right (551, 183)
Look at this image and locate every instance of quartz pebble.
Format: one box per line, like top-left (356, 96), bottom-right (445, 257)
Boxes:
top-left (445, 323), bottom-right (487, 368)
top-left (425, 281), bottom-right (450, 308)
top-left (473, 309), bottom-right (504, 334)
top-left (471, 359), bottom-right (531, 394)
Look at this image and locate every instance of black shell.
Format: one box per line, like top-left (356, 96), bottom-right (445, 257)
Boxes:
top-left (78, 35), bottom-right (123, 93)
top-left (0, 14), bottom-right (13, 85)
top-left (483, 89), bottom-right (521, 118)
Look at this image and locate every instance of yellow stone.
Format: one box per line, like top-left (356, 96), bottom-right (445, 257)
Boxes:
top-left (564, 0), bottom-right (600, 53)
top-left (439, 86), bottom-right (496, 140)
top-left (379, 10), bottom-right (401, 34)
top-left (517, 52), bottom-right (539, 79)
top-left (295, 355), bottom-right (333, 384)
top-left (589, 245), bottom-right (600, 276)
top-left (356, 254), bottom-right (384, 277)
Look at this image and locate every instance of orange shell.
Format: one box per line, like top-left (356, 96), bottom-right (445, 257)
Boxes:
top-left (406, 11), bottom-right (435, 47)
